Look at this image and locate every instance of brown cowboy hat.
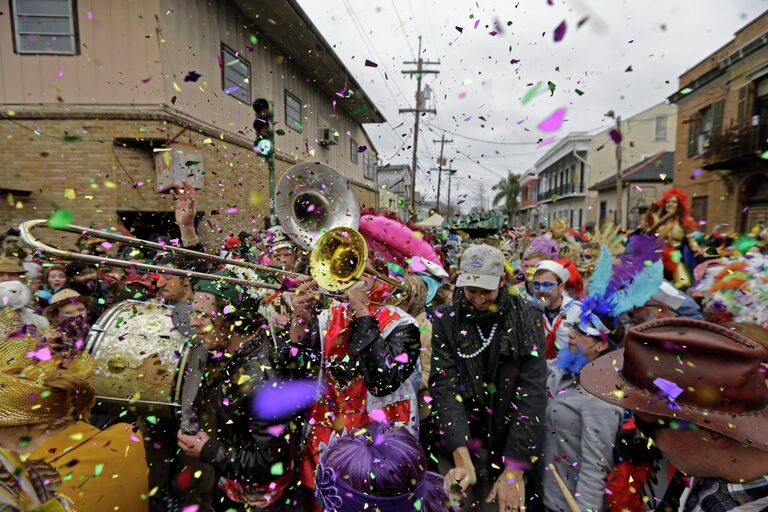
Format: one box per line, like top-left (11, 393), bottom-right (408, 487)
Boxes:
top-left (581, 318), bottom-right (768, 451)
top-left (43, 289), bottom-right (91, 319)
top-left (0, 257), bottom-right (24, 274)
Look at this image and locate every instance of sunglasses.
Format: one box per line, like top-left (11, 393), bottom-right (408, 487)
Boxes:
top-left (532, 280), bottom-right (558, 292)
top-left (633, 415), bottom-right (698, 439)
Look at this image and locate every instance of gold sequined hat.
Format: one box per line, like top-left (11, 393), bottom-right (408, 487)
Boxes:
top-left (0, 333), bottom-right (95, 427)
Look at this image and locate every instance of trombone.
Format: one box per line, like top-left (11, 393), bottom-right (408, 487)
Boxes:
top-left (19, 164), bottom-right (410, 306)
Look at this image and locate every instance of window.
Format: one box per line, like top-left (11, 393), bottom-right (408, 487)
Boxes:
top-left (284, 91), bottom-right (303, 132)
top-left (221, 44), bottom-right (250, 104)
top-left (654, 116), bottom-right (668, 140)
top-left (691, 196), bottom-right (708, 224)
top-left (363, 151), bottom-right (376, 180)
top-left (350, 138), bottom-right (359, 165)
top-left (688, 101), bottom-right (724, 157)
top-left (11, 0), bottom-right (78, 54)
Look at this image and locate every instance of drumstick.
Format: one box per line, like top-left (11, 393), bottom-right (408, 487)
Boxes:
top-left (548, 463), bottom-right (580, 512)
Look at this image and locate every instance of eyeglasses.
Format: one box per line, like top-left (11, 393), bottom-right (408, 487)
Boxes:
top-left (532, 280), bottom-right (558, 293)
top-left (633, 414), bottom-right (698, 439)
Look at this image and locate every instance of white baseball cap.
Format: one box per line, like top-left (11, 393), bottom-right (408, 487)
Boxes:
top-left (456, 244), bottom-right (505, 290)
top-left (534, 260), bottom-right (571, 284)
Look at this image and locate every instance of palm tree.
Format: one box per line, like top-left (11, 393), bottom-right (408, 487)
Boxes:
top-left (492, 172), bottom-right (521, 225)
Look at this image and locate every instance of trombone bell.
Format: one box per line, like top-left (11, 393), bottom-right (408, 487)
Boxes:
top-left (310, 227), bottom-right (368, 292)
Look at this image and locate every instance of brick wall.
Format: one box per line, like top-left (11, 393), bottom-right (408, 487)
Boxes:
top-left (1, 118), bottom-right (271, 249)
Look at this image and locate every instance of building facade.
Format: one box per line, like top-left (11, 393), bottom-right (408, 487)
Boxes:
top-left (533, 133), bottom-right (591, 229)
top-left (377, 164), bottom-right (410, 219)
top-left (585, 102), bottom-right (677, 228)
top-left (668, 10), bottom-right (768, 232)
top-left (516, 169), bottom-right (539, 228)
top-left (1, 0), bottom-right (383, 245)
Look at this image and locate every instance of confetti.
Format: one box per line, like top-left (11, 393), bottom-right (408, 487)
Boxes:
top-left (553, 20), bottom-right (567, 42)
top-left (537, 108), bottom-right (566, 133)
top-left (47, 209), bottom-right (74, 228)
top-left (26, 347), bottom-right (52, 362)
top-left (364, 59), bottom-right (378, 68)
top-left (251, 379), bottom-right (319, 421)
top-left (184, 71), bottom-right (202, 82)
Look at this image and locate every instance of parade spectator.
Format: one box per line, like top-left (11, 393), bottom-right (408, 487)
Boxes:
top-left (542, 307), bottom-right (625, 512)
top-left (533, 260), bottom-right (581, 359)
top-left (315, 423), bottom-right (448, 512)
top-left (627, 281), bottom-right (703, 326)
top-left (42, 289), bottom-right (92, 351)
top-left (0, 280), bottom-right (49, 331)
top-left (581, 319), bottom-right (768, 511)
top-left (430, 244), bottom-right (546, 511)
top-left (34, 265), bottom-right (67, 303)
top-left (0, 331), bottom-right (148, 511)
top-left (177, 271), bottom-right (304, 511)
top-left (0, 256), bottom-right (24, 283)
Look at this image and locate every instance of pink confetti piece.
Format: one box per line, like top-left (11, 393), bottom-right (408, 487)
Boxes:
top-left (27, 347), bottom-right (52, 362)
top-left (266, 424), bottom-right (286, 437)
top-left (182, 506), bottom-right (200, 512)
top-left (130, 434), bottom-right (140, 443)
top-left (57, 69), bottom-right (64, 78)
top-left (394, 352), bottom-right (409, 363)
top-left (101, 241), bottom-right (113, 249)
top-left (369, 408), bottom-right (387, 422)
top-left (553, 20), bottom-right (567, 42)
top-left (537, 137), bottom-right (557, 148)
top-left (408, 258), bottom-right (427, 272)
top-left (458, 92), bottom-right (467, 99)
top-left (423, 395), bottom-right (433, 403)
top-left (537, 108), bottom-right (566, 132)
top-left (86, 11), bottom-right (93, 20)
top-left (224, 208), bottom-right (239, 214)
top-left (634, 185), bottom-right (643, 192)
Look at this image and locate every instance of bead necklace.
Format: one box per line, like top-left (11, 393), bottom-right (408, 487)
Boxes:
top-left (456, 322), bottom-right (498, 359)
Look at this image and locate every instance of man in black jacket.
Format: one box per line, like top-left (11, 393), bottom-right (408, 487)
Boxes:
top-left (176, 272), bottom-right (304, 511)
top-left (430, 244), bottom-right (547, 512)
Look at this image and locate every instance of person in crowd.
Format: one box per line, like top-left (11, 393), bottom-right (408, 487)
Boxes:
top-left (554, 257), bottom-right (584, 299)
top-left (627, 281), bottom-right (703, 326)
top-left (63, 262), bottom-right (110, 321)
top-left (430, 244), bottom-right (546, 512)
top-left (154, 254), bottom-right (196, 337)
top-left (177, 271), bottom-right (304, 511)
top-left (315, 422), bottom-right (448, 512)
top-left (42, 289), bottom-right (92, 351)
top-left (35, 265), bottom-right (67, 303)
top-left (0, 280), bottom-right (49, 331)
top-left (533, 260), bottom-right (581, 359)
top-left (0, 256), bottom-right (25, 283)
top-left (285, 269), bottom-right (421, 509)
top-left (258, 225), bottom-right (304, 341)
top-left (0, 330), bottom-right (148, 511)
top-left (581, 318), bottom-right (768, 512)
top-left (542, 306), bottom-right (625, 512)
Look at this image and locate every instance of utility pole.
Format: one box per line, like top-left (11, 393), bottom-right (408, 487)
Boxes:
top-left (400, 36), bottom-right (439, 221)
top-left (446, 164), bottom-right (456, 217)
top-left (431, 133), bottom-right (453, 215)
top-left (614, 116), bottom-right (623, 228)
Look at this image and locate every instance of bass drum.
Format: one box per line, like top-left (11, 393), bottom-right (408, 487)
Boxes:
top-left (86, 300), bottom-right (190, 416)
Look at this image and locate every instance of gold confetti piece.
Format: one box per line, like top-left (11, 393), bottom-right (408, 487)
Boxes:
top-left (6, 110), bottom-right (16, 116)
top-left (104, 180), bottom-right (117, 188)
top-left (69, 432), bottom-right (84, 441)
top-left (194, 470), bottom-right (202, 479)
top-left (173, 81), bottom-right (181, 92)
top-left (15, 202), bottom-right (23, 209)
top-left (610, 389), bottom-right (625, 399)
top-left (237, 373), bottom-right (252, 385)
top-left (203, 138), bottom-right (212, 144)
top-left (64, 188), bottom-right (76, 200)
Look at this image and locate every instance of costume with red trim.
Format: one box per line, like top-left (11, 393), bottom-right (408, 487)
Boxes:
top-left (643, 188), bottom-right (702, 289)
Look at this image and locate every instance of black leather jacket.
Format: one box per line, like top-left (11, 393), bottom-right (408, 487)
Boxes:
top-left (196, 331), bottom-right (303, 491)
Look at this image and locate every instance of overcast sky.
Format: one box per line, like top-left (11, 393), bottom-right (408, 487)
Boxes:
top-left (297, 0), bottom-right (767, 211)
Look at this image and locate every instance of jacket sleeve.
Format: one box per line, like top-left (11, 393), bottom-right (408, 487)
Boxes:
top-left (428, 313), bottom-right (471, 454)
top-left (576, 403), bottom-right (623, 511)
top-left (503, 310), bottom-right (548, 463)
top-left (347, 315), bottom-right (420, 397)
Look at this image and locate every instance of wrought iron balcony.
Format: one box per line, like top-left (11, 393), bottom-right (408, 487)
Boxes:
top-left (703, 122), bottom-right (768, 170)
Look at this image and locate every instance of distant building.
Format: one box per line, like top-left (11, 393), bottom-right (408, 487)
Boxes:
top-left (585, 102), bottom-right (677, 228)
top-left (377, 164), bottom-right (411, 219)
top-left (517, 168), bottom-right (539, 228)
top-left (668, 10), bottom-right (768, 232)
top-left (0, 0), bottom-right (383, 244)
top-left (534, 133), bottom-right (591, 229)
top-left (590, 151), bottom-right (675, 228)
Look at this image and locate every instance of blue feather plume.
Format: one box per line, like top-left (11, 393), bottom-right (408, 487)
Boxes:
top-left (586, 246), bottom-right (614, 298)
top-left (602, 260), bottom-right (664, 316)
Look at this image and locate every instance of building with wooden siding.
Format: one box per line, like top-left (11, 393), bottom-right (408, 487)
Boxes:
top-left (668, 10), bottom-right (768, 232)
top-left (0, 0), bottom-right (384, 245)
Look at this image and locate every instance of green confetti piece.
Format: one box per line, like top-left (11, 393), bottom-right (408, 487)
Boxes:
top-left (63, 472), bottom-right (73, 481)
top-left (575, 88), bottom-right (584, 96)
top-left (62, 133), bottom-right (82, 142)
top-left (547, 81), bottom-right (556, 96)
top-left (47, 209), bottom-right (74, 228)
top-left (94, 463), bottom-right (104, 477)
top-left (249, 34), bottom-right (258, 44)
top-left (414, 497), bottom-right (423, 510)
top-left (275, 129), bottom-right (285, 136)
top-left (670, 250), bottom-right (682, 263)
top-left (429, 453), bottom-right (439, 464)
top-left (146, 415), bottom-right (158, 425)
top-left (41, 390), bottom-right (51, 398)
top-left (18, 437), bottom-right (31, 450)
top-left (761, 150), bottom-right (768, 160)
top-left (522, 82), bottom-right (543, 105)
top-left (270, 462), bottom-right (284, 476)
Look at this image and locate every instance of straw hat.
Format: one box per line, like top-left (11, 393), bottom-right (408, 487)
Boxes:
top-left (0, 257), bottom-right (24, 274)
top-left (43, 289), bottom-right (91, 319)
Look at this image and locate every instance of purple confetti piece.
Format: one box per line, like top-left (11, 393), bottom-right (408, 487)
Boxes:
top-left (653, 377), bottom-right (683, 400)
top-left (691, 168), bottom-right (703, 180)
top-left (474, 19), bottom-right (480, 29)
top-left (455, 26), bottom-right (464, 33)
top-left (364, 59), bottom-right (378, 68)
top-left (252, 379), bottom-right (320, 421)
top-left (609, 128), bottom-right (623, 144)
top-left (553, 20), bottom-right (567, 42)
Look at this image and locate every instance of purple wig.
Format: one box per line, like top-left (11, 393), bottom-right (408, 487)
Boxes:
top-left (316, 423), bottom-right (448, 512)
top-left (523, 236), bottom-right (559, 260)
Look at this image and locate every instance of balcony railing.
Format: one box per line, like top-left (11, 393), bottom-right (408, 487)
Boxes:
top-left (536, 182), bottom-right (584, 202)
top-left (704, 122), bottom-right (768, 170)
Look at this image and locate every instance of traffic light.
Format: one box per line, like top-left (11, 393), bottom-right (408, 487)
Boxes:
top-left (252, 98), bottom-right (273, 157)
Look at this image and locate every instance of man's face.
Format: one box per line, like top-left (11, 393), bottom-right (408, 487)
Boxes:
top-left (58, 301), bottom-right (87, 321)
top-left (156, 274), bottom-right (189, 303)
top-left (462, 278), bottom-right (502, 312)
top-left (628, 300), bottom-right (676, 326)
top-left (522, 257), bottom-right (542, 282)
top-left (271, 247), bottom-right (298, 271)
top-left (190, 292), bottom-right (226, 349)
top-left (533, 270), bottom-right (564, 308)
top-left (0, 272), bottom-right (23, 283)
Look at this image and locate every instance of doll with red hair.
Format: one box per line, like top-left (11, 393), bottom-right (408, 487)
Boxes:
top-left (643, 188), bottom-right (703, 288)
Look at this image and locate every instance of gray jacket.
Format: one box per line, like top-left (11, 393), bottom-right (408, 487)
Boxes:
top-left (543, 361), bottom-right (624, 512)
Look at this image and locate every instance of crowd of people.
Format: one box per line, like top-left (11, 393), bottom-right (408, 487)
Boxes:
top-left (0, 184), bottom-right (766, 512)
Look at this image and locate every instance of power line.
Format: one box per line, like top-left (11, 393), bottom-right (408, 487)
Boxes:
top-left (424, 121), bottom-right (560, 146)
top-left (389, 0), bottom-right (416, 60)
